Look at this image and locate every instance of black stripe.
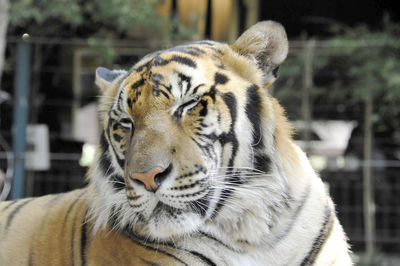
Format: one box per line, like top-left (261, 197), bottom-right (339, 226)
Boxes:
top-left (150, 73), bottom-right (164, 83)
top-left (131, 78), bottom-right (145, 90)
top-left (106, 120), bottom-right (125, 169)
top-left (153, 55), bottom-right (169, 66)
top-left (99, 132), bottom-right (115, 176)
top-left (221, 93), bottom-right (237, 133)
top-left (150, 70), bottom-right (171, 98)
top-left (159, 89), bottom-right (170, 99)
top-left (135, 56), bottom-right (155, 73)
top-left (178, 73), bottom-right (192, 95)
top-left (119, 222), bottom-right (218, 266)
top-left (170, 179), bottom-right (203, 191)
top-left (99, 131), bottom-right (121, 191)
top-left (152, 87), bottom-right (170, 99)
top-left (191, 137), bottom-right (213, 159)
top-left (67, 191), bottom-right (86, 266)
top-left (80, 212), bottom-right (88, 266)
top-left (198, 100), bottom-right (208, 117)
top-left (199, 231), bottom-right (238, 252)
top-left (300, 204), bottom-right (335, 266)
top-left (219, 94), bottom-right (238, 158)
top-left (1, 200), bottom-right (19, 211)
top-left (140, 258), bottom-right (161, 266)
top-left (127, 195), bottom-right (141, 201)
top-left (274, 184), bottom-right (310, 244)
top-left (245, 85), bottom-right (273, 173)
top-left (153, 55), bottom-right (197, 68)
top-left (192, 84), bottom-right (205, 95)
top-left (188, 251), bottom-right (217, 266)
top-left (113, 133), bottom-right (122, 142)
top-left (212, 93), bottom-right (239, 217)
top-left (214, 72), bottom-right (228, 85)
top-left (245, 85), bottom-right (263, 150)
top-left (110, 174), bottom-right (126, 190)
top-left (28, 248), bottom-right (34, 266)
top-left (168, 46), bottom-right (203, 57)
top-left (195, 41), bottom-right (216, 46)
top-left (120, 228), bottom-right (189, 266)
top-left (190, 189), bottom-right (212, 217)
top-left (203, 86), bottom-right (217, 102)
top-left (171, 55), bottom-right (197, 68)
top-left (254, 154), bottom-right (272, 173)
top-left (190, 47), bottom-right (206, 54)
top-left (174, 99), bottom-right (198, 118)
top-left (175, 165), bottom-right (207, 180)
top-left (111, 109), bottom-right (119, 118)
top-left (117, 91), bottom-right (124, 110)
top-left (64, 191), bottom-right (86, 223)
top-left (106, 120), bottom-right (125, 170)
top-left (6, 198), bottom-right (33, 229)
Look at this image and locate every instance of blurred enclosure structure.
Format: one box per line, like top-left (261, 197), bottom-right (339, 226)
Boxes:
top-left (0, 0), bottom-right (400, 262)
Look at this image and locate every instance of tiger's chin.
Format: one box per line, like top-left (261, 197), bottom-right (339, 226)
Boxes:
top-left (144, 203), bottom-right (205, 240)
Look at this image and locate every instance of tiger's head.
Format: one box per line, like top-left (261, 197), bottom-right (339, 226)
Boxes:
top-left (89, 21), bottom-right (291, 243)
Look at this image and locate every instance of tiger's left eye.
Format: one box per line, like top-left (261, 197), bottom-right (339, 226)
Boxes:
top-left (119, 118), bottom-right (133, 129)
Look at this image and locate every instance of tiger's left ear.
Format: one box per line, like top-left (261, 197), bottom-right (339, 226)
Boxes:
top-left (95, 67), bottom-right (127, 93)
top-left (231, 21), bottom-right (288, 87)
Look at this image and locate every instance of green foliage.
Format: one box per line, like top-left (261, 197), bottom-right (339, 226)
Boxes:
top-left (9, 0), bottom-right (198, 64)
top-left (84, 0), bottom-right (160, 31)
top-left (278, 16), bottom-right (400, 117)
top-left (10, 0), bottom-right (83, 27)
top-left (9, 0), bottom-right (197, 41)
top-left (9, 0), bottom-right (162, 37)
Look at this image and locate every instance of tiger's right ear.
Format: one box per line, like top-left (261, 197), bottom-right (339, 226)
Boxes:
top-left (231, 21), bottom-right (288, 88)
top-left (95, 67), bottom-right (127, 93)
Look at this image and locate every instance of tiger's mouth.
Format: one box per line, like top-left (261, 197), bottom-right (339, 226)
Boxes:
top-left (127, 180), bottom-right (214, 239)
top-left (123, 158), bottom-right (215, 238)
top-left (150, 201), bottom-right (182, 219)
top-left (145, 200), bottom-right (207, 239)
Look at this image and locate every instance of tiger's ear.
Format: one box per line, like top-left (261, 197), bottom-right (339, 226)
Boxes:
top-left (231, 21), bottom-right (288, 87)
top-left (95, 67), bottom-right (127, 93)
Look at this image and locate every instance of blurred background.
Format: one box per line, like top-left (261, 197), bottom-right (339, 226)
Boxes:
top-left (0, 0), bottom-right (399, 264)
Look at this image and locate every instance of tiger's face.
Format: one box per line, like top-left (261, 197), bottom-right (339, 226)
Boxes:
top-left (92, 21), bottom-right (289, 241)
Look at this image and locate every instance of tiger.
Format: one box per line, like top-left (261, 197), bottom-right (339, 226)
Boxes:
top-left (0, 21), bottom-right (351, 265)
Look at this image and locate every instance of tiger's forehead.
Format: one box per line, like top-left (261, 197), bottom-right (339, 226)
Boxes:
top-left (111, 41), bottom-right (230, 116)
top-left (118, 41), bottom-right (227, 101)
top-left (126, 41), bottom-right (222, 80)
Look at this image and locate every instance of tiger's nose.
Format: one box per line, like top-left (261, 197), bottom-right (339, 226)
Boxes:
top-left (130, 165), bottom-right (171, 192)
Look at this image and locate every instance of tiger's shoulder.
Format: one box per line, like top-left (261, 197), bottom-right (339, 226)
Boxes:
top-left (0, 189), bottom-right (211, 265)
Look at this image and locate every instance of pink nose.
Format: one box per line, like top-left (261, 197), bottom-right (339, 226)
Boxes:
top-left (130, 167), bottom-right (164, 191)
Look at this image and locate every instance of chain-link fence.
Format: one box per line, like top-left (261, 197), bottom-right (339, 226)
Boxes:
top-left (273, 39), bottom-right (400, 256)
top-left (1, 38), bottom-right (399, 258)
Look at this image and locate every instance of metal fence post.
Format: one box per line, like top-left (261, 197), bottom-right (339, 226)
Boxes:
top-left (10, 40), bottom-right (31, 199)
top-left (363, 92), bottom-right (375, 257)
top-left (302, 40), bottom-right (316, 154)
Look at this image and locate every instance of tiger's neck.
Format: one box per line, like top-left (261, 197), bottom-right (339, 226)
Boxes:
top-left (191, 100), bottom-right (330, 256)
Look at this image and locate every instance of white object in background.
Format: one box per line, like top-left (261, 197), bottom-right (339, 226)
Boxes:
top-left (293, 120), bottom-right (357, 157)
top-left (79, 143), bottom-right (96, 167)
top-left (73, 103), bottom-right (98, 144)
top-left (25, 124), bottom-right (50, 170)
